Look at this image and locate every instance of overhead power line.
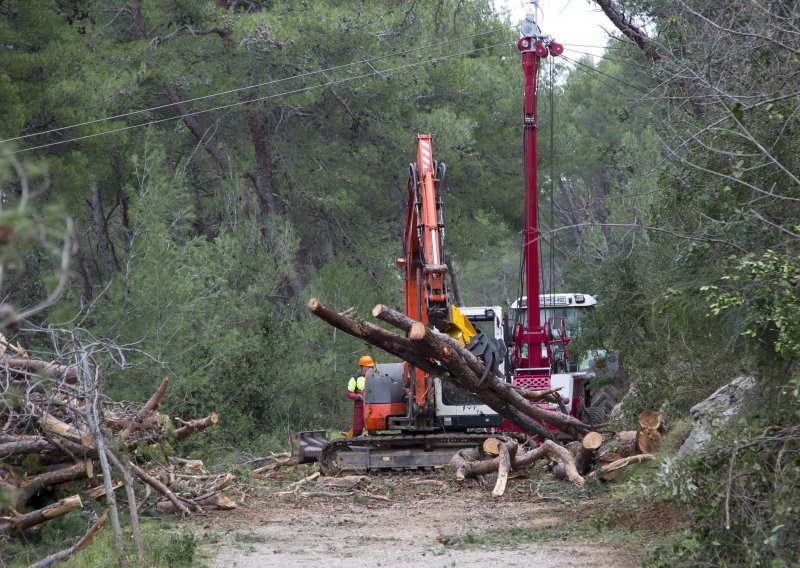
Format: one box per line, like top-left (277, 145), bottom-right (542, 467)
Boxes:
top-left (0, 28), bottom-right (508, 146)
top-left (12, 41), bottom-right (512, 154)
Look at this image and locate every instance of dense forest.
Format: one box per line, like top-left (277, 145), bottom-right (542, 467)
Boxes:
top-left (1, 0), bottom-right (797, 566)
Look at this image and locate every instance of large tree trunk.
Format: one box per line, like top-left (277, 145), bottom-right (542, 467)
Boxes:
top-left (0, 495), bottom-right (83, 536)
top-left (315, 299), bottom-right (595, 441)
top-left (247, 108), bottom-right (277, 219)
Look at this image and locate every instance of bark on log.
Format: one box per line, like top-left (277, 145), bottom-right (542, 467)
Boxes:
top-left (28, 510), bottom-right (108, 568)
top-left (614, 430), bottom-right (639, 457)
top-left (409, 321), bottom-right (590, 440)
top-left (574, 431), bottom-right (603, 475)
top-left (175, 411), bottom-right (219, 439)
top-left (407, 321), bottom-right (557, 441)
top-left (122, 377), bottom-right (169, 440)
top-left (0, 494), bottom-right (82, 536)
top-left (510, 385), bottom-right (567, 410)
top-left (451, 447), bottom-right (482, 481)
top-left (15, 462), bottom-right (90, 508)
top-left (492, 440), bottom-right (518, 497)
top-left (0, 437), bottom-right (94, 461)
top-left (308, 298), bottom-right (445, 376)
top-left (3, 358), bottom-right (77, 383)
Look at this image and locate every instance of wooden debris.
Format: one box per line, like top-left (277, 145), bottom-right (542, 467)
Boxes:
top-left (0, 494), bottom-right (83, 536)
top-left (175, 412), bottom-right (219, 439)
top-left (574, 431), bottom-right (603, 475)
top-left (589, 454), bottom-right (654, 481)
top-left (122, 378), bottom-right (169, 440)
top-left (28, 510), bottom-right (108, 568)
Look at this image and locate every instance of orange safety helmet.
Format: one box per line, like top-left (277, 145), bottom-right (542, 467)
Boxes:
top-left (359, 355), bottom-right (375, 367)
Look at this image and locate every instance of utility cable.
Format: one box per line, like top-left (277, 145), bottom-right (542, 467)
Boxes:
top-left (1, 28), bottom-right (509, 145)
top-left (560, 53), bottom-right (648, 92)
top-left (11, 41), bottom-right (511, 154)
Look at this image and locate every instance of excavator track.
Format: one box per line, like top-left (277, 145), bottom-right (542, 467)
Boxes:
top-left (319, 433), bottom-right (498, 475)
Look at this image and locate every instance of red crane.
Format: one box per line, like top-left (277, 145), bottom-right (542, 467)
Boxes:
top-left (510, 11), bottom-right (566, 393)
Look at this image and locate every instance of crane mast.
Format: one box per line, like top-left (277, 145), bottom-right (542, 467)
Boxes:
top-left (512, 10), bottom-right (564, 387)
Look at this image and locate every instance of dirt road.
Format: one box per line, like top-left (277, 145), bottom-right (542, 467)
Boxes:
top-left (197, 471), bottom-right (641, 567)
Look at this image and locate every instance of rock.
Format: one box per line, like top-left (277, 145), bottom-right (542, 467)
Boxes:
top-left (688, 375), bottom-right (756, 421)
top-left (676, 375), bottom-right (756, 459)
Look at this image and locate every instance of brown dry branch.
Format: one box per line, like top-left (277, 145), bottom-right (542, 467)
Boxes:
top-left (122, 377), bottom-right (169, 440)
top-left (28, 510), bottom-right (108, 568)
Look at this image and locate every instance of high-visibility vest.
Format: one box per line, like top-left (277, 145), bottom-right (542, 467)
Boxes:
top-left (347, 375), bottom-right (366, 393)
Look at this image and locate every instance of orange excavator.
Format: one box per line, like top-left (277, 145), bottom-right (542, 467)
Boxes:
top-left (292, 135), bottom-right (506, 474)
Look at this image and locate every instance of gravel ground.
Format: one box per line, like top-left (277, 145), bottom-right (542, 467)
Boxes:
top-left (196, 471), bottom-right (641, 567)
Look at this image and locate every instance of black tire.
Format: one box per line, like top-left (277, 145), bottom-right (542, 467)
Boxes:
top-left (587, 383), bottom-right (620, 415)
top-left (584, 405), bottom-right (606, 427)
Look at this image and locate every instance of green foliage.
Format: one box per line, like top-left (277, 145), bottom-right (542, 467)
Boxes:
top-left (702, 251), bottom-right (800, 359)
top-left (652, 424), bottom-right (800, 566)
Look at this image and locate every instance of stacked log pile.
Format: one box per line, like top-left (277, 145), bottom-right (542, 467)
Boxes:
top-left (1, 348), bottom-right (231, 564)
top-left (307, 298), bottom-right (660, 492)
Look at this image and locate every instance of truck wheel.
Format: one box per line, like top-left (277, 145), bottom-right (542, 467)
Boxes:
top-left (588, 383), bottom-right (620, 416)
top-left (584, 405), bottom-right (606, 427)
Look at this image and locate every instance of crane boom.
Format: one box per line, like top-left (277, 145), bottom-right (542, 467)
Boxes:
top-left (511, 11), bottom-right (564, 389)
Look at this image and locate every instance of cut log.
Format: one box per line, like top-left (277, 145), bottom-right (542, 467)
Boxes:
top-left (15, 461), bottom-right (90, 508)
top-left (174, 457), bottom-right (204, 469)
top-left (122, 378), bottom-right (169, 440)
top-left (638, 410), bottom-right (661, 430)
top-left (308, 298), bottom-right (445, 376)
top-left (0, 494), bottom-right (83, 536)
top-left (636, 427), bottom-right (661, 454)
top-left (574, 431), bottom-right (603, 475)
top-left (482, 438), bottom-right (501, 456)
top-left (598, 451), bottom-right (623, 465)
top-left (38, 413), bottom-right (92, 446)
top-left (87, 482), bottom-right (124, 500)
top-left (451, 447), bottom-right (482, 481)
top-left (0, 437), bottom-right (94, 461)
top-left (451, 439), bottom-right (585, 488)
top-left (175, 411), bottom-right (219, 439)
top-left (589, 453), bottom-right (654, 481)
top-left (491, 440), bottom-right (518, 497)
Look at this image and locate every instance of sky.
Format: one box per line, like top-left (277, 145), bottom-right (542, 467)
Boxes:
top-left (494, 0), bottom-right (614, 60)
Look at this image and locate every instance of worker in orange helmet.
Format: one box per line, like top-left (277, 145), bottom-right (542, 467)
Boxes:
top-left (346, 355), bottom-right (374, 437)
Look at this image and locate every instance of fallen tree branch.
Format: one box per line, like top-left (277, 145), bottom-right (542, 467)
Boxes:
top-left (28, 510), bottom-right (108, 568)
top-left (588, 454), bottom-right (654, 481)
top-left (130, 462), bottom-right (192, 517)
top-left (175, 411), bottom-right (219, 439)
top-left (0, 494), bottom-right (83, 536)
top-left (122, 378), bottom-right (169, 441)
